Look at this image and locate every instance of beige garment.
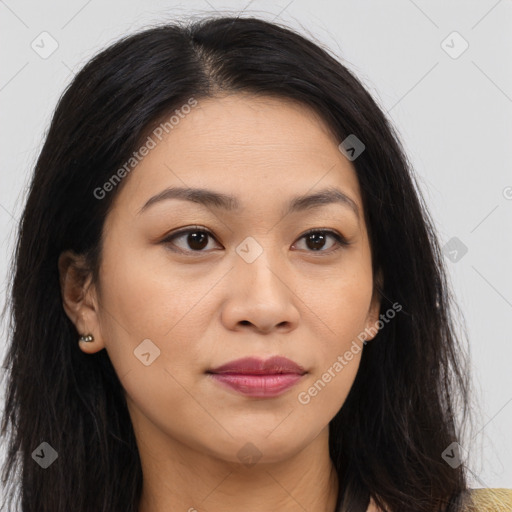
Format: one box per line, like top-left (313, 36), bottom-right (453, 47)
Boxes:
top-left (463, 488), bottom-right (512, 511)
top-left (365, 489), bottom-right (512, 511)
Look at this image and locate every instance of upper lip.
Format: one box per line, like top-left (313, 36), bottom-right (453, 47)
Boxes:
top-left (208, 356), bottom-right (306, 375)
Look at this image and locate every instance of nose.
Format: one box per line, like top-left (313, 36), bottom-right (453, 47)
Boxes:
top-left (220, 248), bottom-right (300, 335)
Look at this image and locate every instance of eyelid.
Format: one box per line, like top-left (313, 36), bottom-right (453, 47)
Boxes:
top-left (298, 227), bottom-right (350, 245)
top-left (161, 226), bottom-right (351, 255)
top-left (161, 225), bottom-right (219, 254)
top-left (292, 228), bottom-right (351, 255)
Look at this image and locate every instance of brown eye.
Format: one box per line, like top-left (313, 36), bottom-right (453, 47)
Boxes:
top-left (162, 227), bottom-right (220, 253)
top-left (162, 227), bottom-right (349, 256)
top-left (293, 229), bottom-right (349, 255)
top-left (305, 232), bottom-right (330, 251)
top-left (185, 231), bottom-right (209, 250)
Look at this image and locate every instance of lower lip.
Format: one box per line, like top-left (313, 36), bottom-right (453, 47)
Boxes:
top-left (208, 373), bottom-right (304, 398)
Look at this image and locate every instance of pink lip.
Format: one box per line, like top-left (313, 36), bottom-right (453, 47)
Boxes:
top-left (207, 356), bottom-right (306, 398)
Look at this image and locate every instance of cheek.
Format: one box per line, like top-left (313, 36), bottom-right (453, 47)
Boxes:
top-left (293, 266), bottom-right (372, 410)
top-left (299, 265), bottom-right (374, 348)
top-left (97, 255), bottom-right (213, 442)
top-left (99, 242), bottom-right (219, 338)
top-left (295, 294), bottom-right (365, 417)
top-left (296, 352), bottom-right (361, 418)
top-left (96, 247), bottom-right (220, 390)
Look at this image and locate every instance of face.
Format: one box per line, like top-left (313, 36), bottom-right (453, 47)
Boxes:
top-left (61, 93), bottom-right (381, 466)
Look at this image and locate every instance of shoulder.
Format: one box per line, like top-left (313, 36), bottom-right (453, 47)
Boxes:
top-left (462, 488), bottom-right (512, 511)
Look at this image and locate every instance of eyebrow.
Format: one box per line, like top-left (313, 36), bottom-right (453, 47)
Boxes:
top-left (137, 185), bottom-right (360, 220)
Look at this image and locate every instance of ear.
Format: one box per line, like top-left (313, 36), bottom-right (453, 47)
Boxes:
top-left (58, 250), bottom-right (105, 354)
top-left (364, 267), bottom-right (384, 342)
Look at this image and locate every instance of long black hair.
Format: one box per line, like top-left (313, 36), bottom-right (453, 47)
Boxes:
top-left (1, 15), bottom-right (472, 512)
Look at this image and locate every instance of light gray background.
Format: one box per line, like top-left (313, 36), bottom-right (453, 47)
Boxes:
top-left (1, 0), bottom-right (511, 494)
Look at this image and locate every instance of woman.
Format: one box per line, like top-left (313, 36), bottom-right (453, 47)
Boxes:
top-left (0, 15), bottom-right (510, 512)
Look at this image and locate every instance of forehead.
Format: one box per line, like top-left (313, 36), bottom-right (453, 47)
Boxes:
top-left (108, 93), bottom-right (363, 220)
top-left (166, 93), bottom-right (341, 158)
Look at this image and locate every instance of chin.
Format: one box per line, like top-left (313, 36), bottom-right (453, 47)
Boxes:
top-left (207, 432), bottom-right (313, 467)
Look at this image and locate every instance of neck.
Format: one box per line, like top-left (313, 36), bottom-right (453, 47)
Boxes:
top-left (137, 426), bottom-right (339, 512)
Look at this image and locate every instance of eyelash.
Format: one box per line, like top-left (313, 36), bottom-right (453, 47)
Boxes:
top-left (161, 225), bottom-right (350, 256)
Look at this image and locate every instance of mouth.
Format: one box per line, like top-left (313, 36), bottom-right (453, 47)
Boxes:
top-left (206, 356), bottom-right (307, 398)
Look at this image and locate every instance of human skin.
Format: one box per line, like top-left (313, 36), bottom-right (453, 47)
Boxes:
top-left (59, 93), bottom-right (382, 512)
